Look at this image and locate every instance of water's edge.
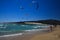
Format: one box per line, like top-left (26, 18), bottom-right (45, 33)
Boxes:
top-left (0, 29), bottom-right (49, 37)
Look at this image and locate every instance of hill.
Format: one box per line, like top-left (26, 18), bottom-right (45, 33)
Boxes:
top-left (24, 19), bottom-right (60, 25)
top-left (0, 19), bottom-right (60, 25)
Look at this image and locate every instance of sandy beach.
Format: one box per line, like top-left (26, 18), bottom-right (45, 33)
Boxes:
top-left (0, 25), bottom-right (60, 40)
top-left (31, 25), bottom-right (60, 40)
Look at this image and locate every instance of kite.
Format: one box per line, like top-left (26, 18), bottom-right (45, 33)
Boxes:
top-left (20, 6), bottom-right (24, 9)
top-left (32, 0), bottom-right (39, 10)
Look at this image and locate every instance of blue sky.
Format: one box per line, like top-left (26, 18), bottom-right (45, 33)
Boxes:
top-left (0, 0), bottom-right (60, 22)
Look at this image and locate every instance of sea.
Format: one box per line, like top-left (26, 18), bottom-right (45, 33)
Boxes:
top-left (0, 23), bottom-right (50, 37)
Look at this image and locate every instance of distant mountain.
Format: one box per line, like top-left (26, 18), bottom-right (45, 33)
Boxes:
top-left (32, 19), bottom-right (60, 25)
top-left (24, 19), bottom-right (60, 25)
top-left (43, 20), bottom-right (60, 25)
top-left (0, 19), bottom-right (60, 25)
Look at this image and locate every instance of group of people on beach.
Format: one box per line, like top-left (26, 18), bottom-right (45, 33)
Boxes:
top-left (49, 25), bottom-right (57, 32)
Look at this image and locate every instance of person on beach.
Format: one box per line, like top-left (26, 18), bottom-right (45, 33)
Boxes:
top-left (49, 26), bottom-right (53, 32)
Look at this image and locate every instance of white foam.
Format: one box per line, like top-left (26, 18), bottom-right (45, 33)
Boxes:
top-left (34, 27), bottom-right (38, 28)
top-left (36, 26), bottom-right (40, 27)
top-left (21, 25), bottom-right (25, 26)
top-left (25, 29), bottom-right (40, 32)
top-left (25, 29), bottom-right (49, 32)
top-left (0, 33), bottom-right (23, 37)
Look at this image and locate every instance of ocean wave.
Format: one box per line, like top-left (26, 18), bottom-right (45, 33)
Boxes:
top-left (24, 29), bottom-right (41, 32)
top-left (0, 33), bottom-right (23, 37)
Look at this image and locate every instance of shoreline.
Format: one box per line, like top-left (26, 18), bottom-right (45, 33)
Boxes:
top-left (31, 25), bottom-right (60, 40)
top-left (0, 29), bottom-right (49, 40)
top-left (0, 29), bottom-right (49, 37)
top-left (0, 25), bottom-right (60, 40)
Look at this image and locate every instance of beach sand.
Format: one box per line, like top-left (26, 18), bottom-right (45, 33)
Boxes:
top-left (31, 25), bottom-right (60, 40)
top-left (0, 25), bottom-right (60, 40)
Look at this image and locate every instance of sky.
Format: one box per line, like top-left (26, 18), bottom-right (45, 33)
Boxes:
top-left (0, 0), bottom-right (60, 22)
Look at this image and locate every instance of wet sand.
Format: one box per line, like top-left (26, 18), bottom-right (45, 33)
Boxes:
top-left (0, 29), bottom-right (49, 40)
top-left (0, 34), bottom-right (34, 40)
